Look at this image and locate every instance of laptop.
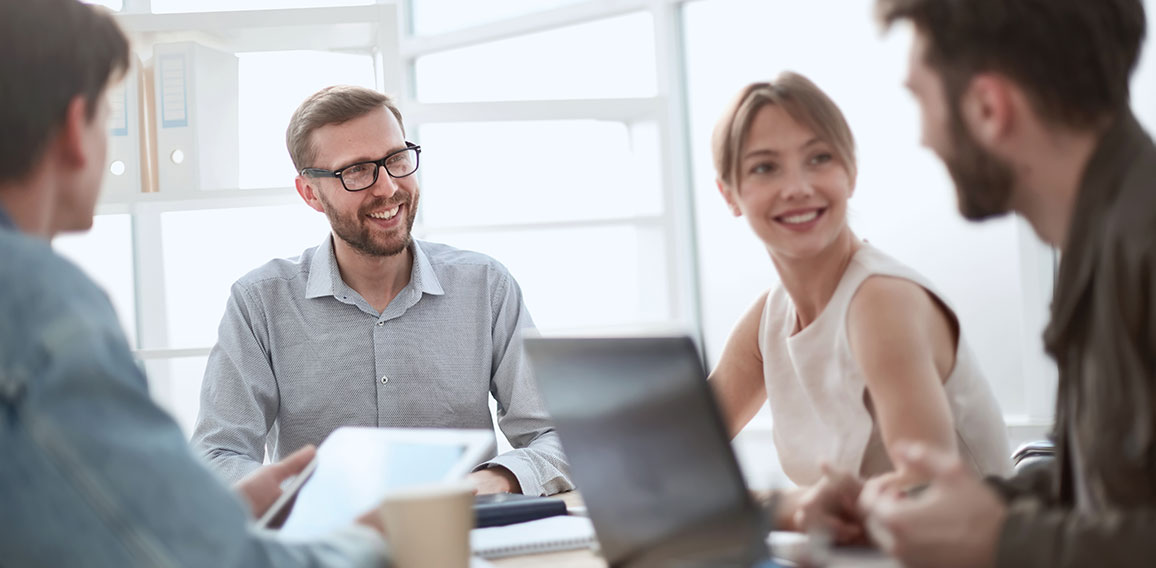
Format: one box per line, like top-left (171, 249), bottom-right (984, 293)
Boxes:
top-left (525, 335), bottom-right (781, 568)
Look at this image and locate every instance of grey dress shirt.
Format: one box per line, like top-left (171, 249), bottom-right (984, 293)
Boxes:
top-left (191, 236), bottom-right (573, 496)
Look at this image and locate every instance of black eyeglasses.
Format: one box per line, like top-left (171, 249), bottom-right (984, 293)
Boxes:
top-left (300, 142), bottom-right (421, 192)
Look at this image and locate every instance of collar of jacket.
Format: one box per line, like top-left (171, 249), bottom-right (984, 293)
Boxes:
top-left (1044, 111), bottom-right (1150, 351)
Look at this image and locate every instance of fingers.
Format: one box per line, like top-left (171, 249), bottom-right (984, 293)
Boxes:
top-left (796, 469), bottom-right (867, 545)
top-left (793, 504), bottom-right (861, 544)
top-left (859, 471), bottom-right (907, 511)
top-left (892, 442), bottom-right (963, 482)
top-left (273, 444), bottom-right (317, 479)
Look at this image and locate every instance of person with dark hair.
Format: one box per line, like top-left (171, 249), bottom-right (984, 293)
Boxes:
top-left (708, 71), bottom-right (1010, 542)
top-left (0, 2), bottom-right (390, 565)
top-left (860, 0), bottom-right (1156, 567)
top-left (190, 84), bottom-right (574, 497)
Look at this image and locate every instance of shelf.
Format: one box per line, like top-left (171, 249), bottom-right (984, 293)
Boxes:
top-left (420, 215), bottom-right (666, 236)
top-left (96, 187), bottom-right (301, 214)
top-left (402, 0), bottom-right (649, 57)
top-left (407, 97), bottom-right (662, 124)
top-left (116, 4), bottom-right (397, 53)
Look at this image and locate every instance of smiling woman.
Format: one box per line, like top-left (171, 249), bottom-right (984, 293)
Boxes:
top-left (705, 71), bottom-right (1011, 542)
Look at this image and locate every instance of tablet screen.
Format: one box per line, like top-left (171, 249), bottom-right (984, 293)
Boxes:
top-left (256, 427), bottom-right (494, 538)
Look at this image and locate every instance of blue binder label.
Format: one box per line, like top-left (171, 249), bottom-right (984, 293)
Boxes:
top-left (159, 53), bottom-right (189, 129)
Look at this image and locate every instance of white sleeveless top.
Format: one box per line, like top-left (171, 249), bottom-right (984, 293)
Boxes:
top-left (759, 244), bottom-right (1012, 485)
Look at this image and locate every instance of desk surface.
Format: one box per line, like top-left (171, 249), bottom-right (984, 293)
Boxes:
top-left (487, 493), bottom-right (899, 568)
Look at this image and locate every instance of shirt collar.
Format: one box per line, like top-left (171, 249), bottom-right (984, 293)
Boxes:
top-left (304, 235), bottom-right (445, 300)
top-left (409, 239), bottom-right (446, 296)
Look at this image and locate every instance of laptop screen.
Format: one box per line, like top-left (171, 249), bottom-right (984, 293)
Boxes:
top-left (526, 335), bottom-right (770, 567)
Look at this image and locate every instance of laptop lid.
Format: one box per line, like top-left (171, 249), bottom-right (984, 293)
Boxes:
top-left (526, 335), bottom-right (771, 568)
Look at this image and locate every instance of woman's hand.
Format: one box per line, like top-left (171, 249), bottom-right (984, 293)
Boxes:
top-left (793, 464), bottom-right (867, 544)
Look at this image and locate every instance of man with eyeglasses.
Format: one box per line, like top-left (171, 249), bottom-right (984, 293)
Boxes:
top-left (191, 85), bottom-right (573, 497)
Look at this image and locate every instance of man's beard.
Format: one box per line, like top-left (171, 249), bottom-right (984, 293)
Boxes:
top-left (943, 106), bottom-right (1017, 221)
top-left (320, 190), bottom-right (419, 257)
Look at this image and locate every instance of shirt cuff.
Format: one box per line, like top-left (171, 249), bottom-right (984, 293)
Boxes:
top-left (476, 452), bottom-right (543, 496)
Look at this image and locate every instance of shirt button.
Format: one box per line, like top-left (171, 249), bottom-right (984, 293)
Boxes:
top-left (380, 375), bottom-right (389, 384)
top-left (376, 321), bottom-right (384, 327)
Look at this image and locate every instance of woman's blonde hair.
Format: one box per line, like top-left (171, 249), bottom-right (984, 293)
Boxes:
top-left (711, 72), bottom-right (857, 189)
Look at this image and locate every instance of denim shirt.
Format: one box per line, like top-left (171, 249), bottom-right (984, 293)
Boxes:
top-left (0, 207), bottom-right (389, 567)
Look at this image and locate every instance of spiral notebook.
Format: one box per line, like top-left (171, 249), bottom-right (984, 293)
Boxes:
top-left (470, 515), bottom-right (597, 559)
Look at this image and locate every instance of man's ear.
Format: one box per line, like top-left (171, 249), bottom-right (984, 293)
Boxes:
top-left (57, 96), bottom-right (94, 170)
top-left (717, 179), bottom-right (742, 217)
top-left (959, 73), bottom-right (1015, 148)
top-left (295, 176), bottom-right (325, 213)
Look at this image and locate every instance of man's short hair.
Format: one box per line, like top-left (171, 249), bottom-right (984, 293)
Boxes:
top-left (0, 0), bottom-right (130, 183)
top-left (711, 71), bottom-right (857, 190)
top-left (286, 86), bottom-right (405, 172)
top-left (877, 0), bottom-right (1146, 128)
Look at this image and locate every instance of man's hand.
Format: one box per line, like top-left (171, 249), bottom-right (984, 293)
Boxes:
top-left (794, 464), bottom-right (866, 544)
top-left (356, 502), bottom-right (388, 536)
top-left (234, 445), bottom-right (316, 518)
top-left (468, 466), bottom-right (522, 495)
top-left (862, 442), bottom-right (1006, 568)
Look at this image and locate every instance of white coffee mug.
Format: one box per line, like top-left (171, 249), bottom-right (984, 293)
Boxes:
top-left (379, 481), bottom-right (476, 568)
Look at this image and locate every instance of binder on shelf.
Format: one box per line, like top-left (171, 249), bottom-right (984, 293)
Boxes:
top-left (138, 55), bottom-right (159, 194)
top-left (102, 56), bottom-right (142, 197)
top-left (152, 41), bottom-right (239, 193)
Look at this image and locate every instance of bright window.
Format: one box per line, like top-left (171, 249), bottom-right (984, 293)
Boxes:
top-left (54, 214), bottom-right (138, 347)
top-left (409, 0), bottom-right (584, 36)
top-left (424, 224), bottom-right (671, 331)
top-left (414, 12), bottom-right (657, 103)
top-left (145, 356), bottom-right (208, 437)
top-left (237, 51), bottom-right (376, 189)
top-left (416, 120), bottom-right (663, 227)
top-left (150, 0), bottom-right (371, 13)
top-left (160, 204), bottom-right (332, 349)
top-left (83, 0), bottom-right (123, 11)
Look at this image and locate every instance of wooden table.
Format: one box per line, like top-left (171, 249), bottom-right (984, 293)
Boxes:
top-left (487, 493), bottom-right (899, 568)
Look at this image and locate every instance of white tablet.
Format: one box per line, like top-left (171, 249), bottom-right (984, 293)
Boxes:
top-left (257, 427), bottom-right (495, 537)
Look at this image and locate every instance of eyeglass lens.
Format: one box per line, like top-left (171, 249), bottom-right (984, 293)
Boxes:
top-left (341, 148), bottom-right (418, 190)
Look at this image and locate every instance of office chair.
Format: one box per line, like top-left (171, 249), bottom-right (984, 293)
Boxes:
top-left (1012, 440), bottom-right (1056, 475)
